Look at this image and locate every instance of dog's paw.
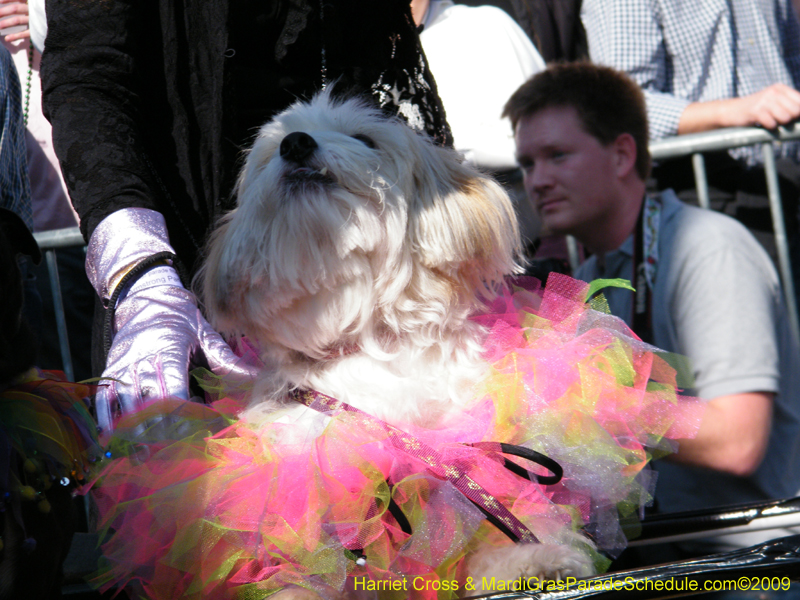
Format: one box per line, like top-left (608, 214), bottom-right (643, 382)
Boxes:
top-left (467, 543), bottom-right (595, 592)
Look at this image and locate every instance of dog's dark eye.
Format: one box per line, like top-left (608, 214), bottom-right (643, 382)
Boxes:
top-left (352, 134), bottom-right (376, 149)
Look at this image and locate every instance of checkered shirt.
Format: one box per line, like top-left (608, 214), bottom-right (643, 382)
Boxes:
top-left (0, 44), bottom-right (32, 229)
top-left (582, 0), bottom-right (800, 165)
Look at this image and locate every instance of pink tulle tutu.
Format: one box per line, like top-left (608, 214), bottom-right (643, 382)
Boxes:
top-left (87, 275), bottom-right (703, 599)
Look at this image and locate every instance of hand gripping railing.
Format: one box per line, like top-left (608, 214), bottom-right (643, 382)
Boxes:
top-left (649, 124), bottom-right (800, 346)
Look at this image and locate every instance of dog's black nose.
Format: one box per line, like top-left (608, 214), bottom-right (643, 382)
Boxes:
top-left (280, 131), bottom-right (318, 163)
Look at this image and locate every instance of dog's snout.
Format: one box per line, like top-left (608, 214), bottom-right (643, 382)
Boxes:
top-left (280, 131), bottom-right (318, 163)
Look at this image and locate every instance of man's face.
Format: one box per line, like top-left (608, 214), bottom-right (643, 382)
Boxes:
top-left (514, 105), bottom-right (622, 242)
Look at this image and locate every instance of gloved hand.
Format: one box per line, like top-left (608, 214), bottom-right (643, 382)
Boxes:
top-left (86, 208), bottom-right (257, 433)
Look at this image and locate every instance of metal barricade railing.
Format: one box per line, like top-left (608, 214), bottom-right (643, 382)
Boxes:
top-left (481, 535), bottom-right (800, 599)
top-left (31, 125), bottom-right (800, 376)
top-left (32, 226), bottom-right (85, 381)
top-left (649, 124), bottom-right (800, 346)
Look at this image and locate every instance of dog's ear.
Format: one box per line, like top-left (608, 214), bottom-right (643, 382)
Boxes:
top-left (198, 214), bottom-right (238, 331)
top-left (408, 143), bottom-right (522, 286)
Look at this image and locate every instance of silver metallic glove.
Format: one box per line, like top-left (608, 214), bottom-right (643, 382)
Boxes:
top-left (87, 208), bottom-right (257, 433)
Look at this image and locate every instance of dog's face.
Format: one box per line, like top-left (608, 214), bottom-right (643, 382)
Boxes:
top-left (202, 92), bottom-right (521, 361)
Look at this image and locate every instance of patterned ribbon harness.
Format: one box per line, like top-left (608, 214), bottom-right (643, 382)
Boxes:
top-left (291, 388), bottom-right (564, 547)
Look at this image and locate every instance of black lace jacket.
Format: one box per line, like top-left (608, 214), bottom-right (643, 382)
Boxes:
top-left (41, 0), bottom-right (451, 272)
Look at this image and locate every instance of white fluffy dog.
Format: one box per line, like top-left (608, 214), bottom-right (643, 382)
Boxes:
top-left (201, 91), bottom-right (594, 595)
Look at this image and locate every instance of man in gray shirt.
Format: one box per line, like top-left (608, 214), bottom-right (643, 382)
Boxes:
top-left (504, 62), bottom-right (800, 573)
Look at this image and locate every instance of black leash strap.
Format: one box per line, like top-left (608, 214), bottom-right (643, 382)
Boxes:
top-left (292, 388), bottom-right (568, 545)
top-left (102, 251), bottom-right (189, 356)
top-left (470, 442), bottom-right (563, 486)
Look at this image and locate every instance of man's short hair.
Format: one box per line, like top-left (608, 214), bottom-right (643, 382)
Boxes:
top-left (503, 61), bottom-right (651, 180)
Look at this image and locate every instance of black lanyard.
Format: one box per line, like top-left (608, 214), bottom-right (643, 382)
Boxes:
top-left (632, 198), bottom-right (653, 344)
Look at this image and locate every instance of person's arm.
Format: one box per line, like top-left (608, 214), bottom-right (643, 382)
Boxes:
top-left (674, 0), bottom-right (800, 134)
top-left (666, 215), bottom-right (783, 477)
top-left (42, 0), bottom-right (163, 238)
top-left (585, 0), bottom-right (800, 136)
top-left (581, 0), bottom-right (690, 140)
top-left (41, 0), bottom-right (256, 433)
top-left (668, 392), bottom-right (773, 476)
top-left (677, 84), bottom-right (800, 134)
top-left (0, 0), bottom-right (30, 42)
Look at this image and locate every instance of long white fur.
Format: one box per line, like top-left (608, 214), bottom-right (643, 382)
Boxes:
top-left (201, 91), bottom-right (523, 426)
top-left (199, 91), bottom-right (594, 592)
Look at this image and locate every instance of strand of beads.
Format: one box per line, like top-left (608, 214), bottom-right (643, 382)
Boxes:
top-left (23, 40), bottom-right (33, 126)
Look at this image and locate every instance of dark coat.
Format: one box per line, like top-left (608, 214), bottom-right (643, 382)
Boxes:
top-left (42, 0), bottom-right (450, 273)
